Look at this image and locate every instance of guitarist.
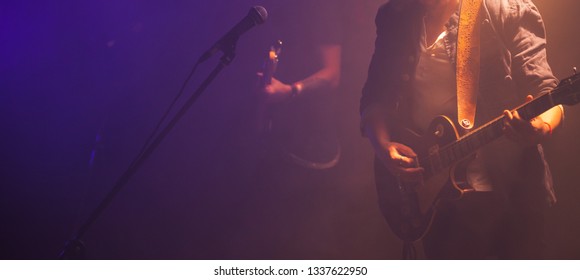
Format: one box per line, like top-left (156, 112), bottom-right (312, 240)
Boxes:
top-left (361, 0), bottom-right (564, 259)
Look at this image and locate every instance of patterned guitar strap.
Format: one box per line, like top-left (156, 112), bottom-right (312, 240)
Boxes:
top-left (456, 0), bottom-right (482, 130)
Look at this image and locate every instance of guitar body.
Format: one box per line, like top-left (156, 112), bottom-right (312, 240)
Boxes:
top-left (375, 115), bottom-right (472, 241)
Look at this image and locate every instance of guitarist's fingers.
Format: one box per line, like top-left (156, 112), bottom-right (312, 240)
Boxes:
top-left (387, 145), bottom-right (407, 163)
top-left (396, 143), bottom-right (418, 158)
top-left (383, 142), bottom-right (422, 179)
top-left (503, 110), bottom-right (521, 134)
top-left (503, 108), bottom-right (545, 145)
top-left (387, 143), bottom-right (417, 159)
top-left (387, 146), bottom-right (401, 161)
top-left (526, 94), bottom-right (534, 102)
top-left (502, 110), bottom-right (520, 141)
top-left (511, 110), bottom-right (526, 124)
top-left (398, 155), bottom-right (419, 168)
top-left (383, 150), bottom-right (407, 173)
top-left (508, 110), bottom-right (525, 130)
top-left (503, 109), bottom-right (514, 122)
top-left (395, 146), bottom-right (420, 171)
top-left (387, 147), bottom-right (416, 168)
top-left (504, 109), bottom-right (526, 131)
top-left (505, 109), bottom-right (536, 133)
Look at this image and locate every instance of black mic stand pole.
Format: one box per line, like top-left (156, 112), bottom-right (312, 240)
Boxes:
top-left (59, 43), bottom-right (237, 259)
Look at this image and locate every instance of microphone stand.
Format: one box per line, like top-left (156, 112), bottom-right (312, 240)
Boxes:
top-left (59, 42), bottom-right (237, 259)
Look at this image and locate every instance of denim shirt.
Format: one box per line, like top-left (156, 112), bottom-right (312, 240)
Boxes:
top-left (360, 0), bottom-right (557, 205)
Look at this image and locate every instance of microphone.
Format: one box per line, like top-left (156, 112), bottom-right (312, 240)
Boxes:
top-left (199, 6), bottom-right (268, 63)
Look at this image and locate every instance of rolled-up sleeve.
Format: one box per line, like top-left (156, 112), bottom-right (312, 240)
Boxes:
top-left (501, 0), bottom-right (557, 96)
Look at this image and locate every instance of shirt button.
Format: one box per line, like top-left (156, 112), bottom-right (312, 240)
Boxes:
top-left (431, 53), bottom-right (436, 57)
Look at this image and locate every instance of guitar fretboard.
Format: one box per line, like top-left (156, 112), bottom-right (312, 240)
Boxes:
top-left (421, 92), bottom-right (555, 177)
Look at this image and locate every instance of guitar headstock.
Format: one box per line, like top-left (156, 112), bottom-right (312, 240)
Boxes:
top-left (553, 69), bottom-right (580, 106)
top-left (270, 40), bottom-right (283, 59)
top-left (261, 40), bottom-right (283, 86)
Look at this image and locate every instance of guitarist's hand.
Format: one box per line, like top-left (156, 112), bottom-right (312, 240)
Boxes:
top-left (503, 95), bottom-right (552, 146)
top-left (258, 74), bottom-right (292, 104)
top-left (378, 141), bottom-right (424, 182)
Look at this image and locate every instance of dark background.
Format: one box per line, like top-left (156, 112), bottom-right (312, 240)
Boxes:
top-left (1, 0), bottom-right (579, 259)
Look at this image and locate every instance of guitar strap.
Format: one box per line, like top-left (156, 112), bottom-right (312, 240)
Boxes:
top-left (456, 0), bottom-right (482, 130)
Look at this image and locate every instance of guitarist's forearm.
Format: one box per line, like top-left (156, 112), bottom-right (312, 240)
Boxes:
top-left (362, 106), bottom-right (392, 151)
top-left (538, 105), bottom-right (564, 134)
top-left (292, 45), bottom-right (341, 97)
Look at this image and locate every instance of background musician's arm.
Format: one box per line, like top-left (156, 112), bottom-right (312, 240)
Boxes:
top-left (262, 44), bottom-right (341, 102)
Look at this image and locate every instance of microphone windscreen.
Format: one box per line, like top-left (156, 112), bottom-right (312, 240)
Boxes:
top-left (251, 6), bottom-right (268, 25)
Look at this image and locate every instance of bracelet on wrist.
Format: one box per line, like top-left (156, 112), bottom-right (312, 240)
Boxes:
top-left (290, 82), bottom-right (303, 97)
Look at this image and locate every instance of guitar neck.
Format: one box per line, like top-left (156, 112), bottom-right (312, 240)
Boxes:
top-left (434, 92), bottom-right (555, 170)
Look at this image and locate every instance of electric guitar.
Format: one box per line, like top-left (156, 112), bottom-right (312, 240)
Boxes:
top-left (375, 72), bottom-right (580, 242)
